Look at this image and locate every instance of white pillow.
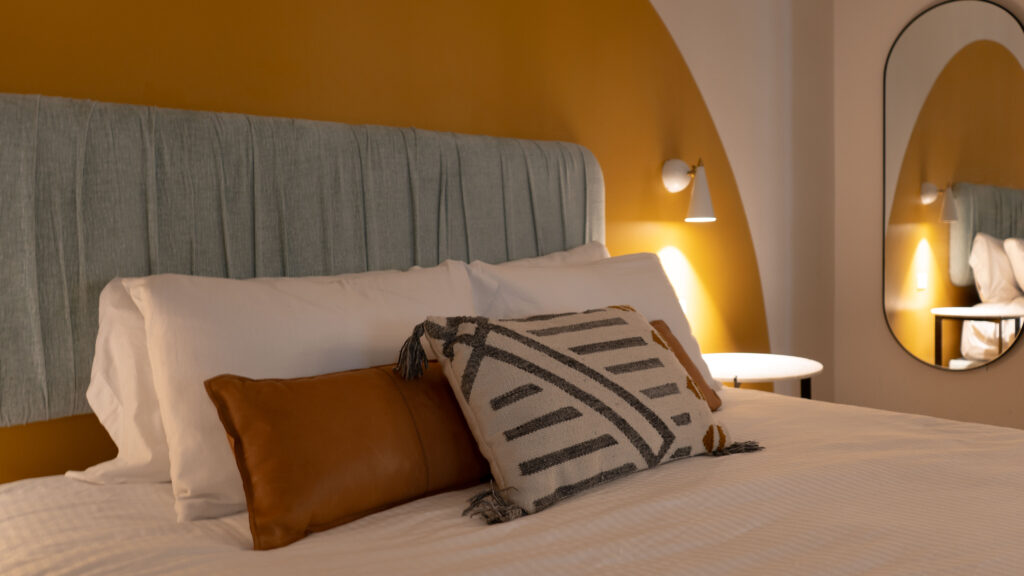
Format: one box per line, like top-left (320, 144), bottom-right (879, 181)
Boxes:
top-left (969, 233), bottom-right (1023, 303)
top-left (1003, 238), bottom-right (1024, 293)
top-left (69, 270), bottom-right (403, 485)
top-left (126, 260), bottom-right (475, 521)
top-left (67, 246), bottom-right (608, 487)
top-left (467, 253), bottom-right (718, 391)
top-left (498, 242), bottom-right (609, 268)
top-left (66, 279), bottom-right (170, 484)
top-left (467, 242), bottom-right (609, 312)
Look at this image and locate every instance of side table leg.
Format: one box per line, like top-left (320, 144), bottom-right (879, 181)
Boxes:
top-left (800, 378), bottom-right (811, 400)
top-left (998, 321), bottom-right (1004, 355)
top-left (934, 316), bottom-right (943, 366)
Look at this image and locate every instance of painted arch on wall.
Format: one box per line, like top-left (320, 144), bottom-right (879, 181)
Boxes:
top-left (0, 0), bottom-right (768, 481)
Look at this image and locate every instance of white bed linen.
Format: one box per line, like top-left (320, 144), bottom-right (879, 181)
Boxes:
top-left (4, 389), bottom-right (1024, 575)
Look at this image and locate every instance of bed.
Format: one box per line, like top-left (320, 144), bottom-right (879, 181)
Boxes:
top-left (947, 182), bottom-right (1024, 365)
top-left (5, 387), bottom-right (1024, 575)
top-left (3, 93), bottom-right (1024, 575)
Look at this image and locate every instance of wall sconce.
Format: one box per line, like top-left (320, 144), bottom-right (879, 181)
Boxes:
top-left (940, 186), bottom-right (958, 222)
top-left (920, 182), bottom-right (940, 205)
top-left (662, 158), bottom-right (716, 222)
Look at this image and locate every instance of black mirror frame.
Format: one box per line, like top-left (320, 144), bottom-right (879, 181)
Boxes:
top-left (882, 0), bottom-right (1024, 371)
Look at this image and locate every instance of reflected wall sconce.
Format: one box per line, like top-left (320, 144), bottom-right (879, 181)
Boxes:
top-left (920, 182), bottom-right (940, 205)
top-left (662, 158), bottom-right (716, 222)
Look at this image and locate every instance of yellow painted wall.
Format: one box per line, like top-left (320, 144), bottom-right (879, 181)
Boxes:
top-left (0, 0), bottom-right (768, 483)
top-left (885, 41), bottom-right (1024, 366)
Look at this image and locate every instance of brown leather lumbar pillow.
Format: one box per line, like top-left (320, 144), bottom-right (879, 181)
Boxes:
top-left (205, 362), bottom-right (490, 550)
top-left (650, 320), bottom-right (722, 411)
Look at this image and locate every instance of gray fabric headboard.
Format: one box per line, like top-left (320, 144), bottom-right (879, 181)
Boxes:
top-left (0, 93), bottom-right (604, 426)
top-left (949, 181), bottom-right (1024, 287)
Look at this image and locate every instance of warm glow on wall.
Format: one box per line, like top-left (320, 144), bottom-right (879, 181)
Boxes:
top-left (914, 238), bottom-right (931, 292)
top-left (908, 237), bottom-right (934, 302)
top-left (614, 219), bottom-right (763, 356)
top-left (885, 224), bottom-right (963, 363)
top-left (887, 230), bottom-right (946, 363)
top-left (656, 246), bottom-right (692, 315)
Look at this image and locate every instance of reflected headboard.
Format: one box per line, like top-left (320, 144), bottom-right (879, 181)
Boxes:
top-left (948, 181), bottom-right (1024, 287)
top-left (0, 93), bottom-right (604, 427)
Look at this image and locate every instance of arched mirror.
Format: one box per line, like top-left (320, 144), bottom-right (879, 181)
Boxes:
top-left (885, 0), bottom-right (1024, 369)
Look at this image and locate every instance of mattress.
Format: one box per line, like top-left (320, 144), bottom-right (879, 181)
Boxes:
top-left (3, 388), bottom-right (1024, 575)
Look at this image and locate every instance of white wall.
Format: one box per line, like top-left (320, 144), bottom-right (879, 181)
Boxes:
top-left (834, 0), bottom-right (1024, 428)
top-left (652, 0), bottom-right (835, 399)
top-left (790, 0), bottom-right (835, 402)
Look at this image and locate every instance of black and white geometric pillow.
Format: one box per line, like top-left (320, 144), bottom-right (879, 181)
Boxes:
top-left (398, 306), bottom-right (755, 522)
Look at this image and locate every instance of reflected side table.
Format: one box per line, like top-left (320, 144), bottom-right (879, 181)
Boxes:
top-left (931, 306), bottom-right (1024, 366)
top-left (702, 353), bottom-right (824, 400)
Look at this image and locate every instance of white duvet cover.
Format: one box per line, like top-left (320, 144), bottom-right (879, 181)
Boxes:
top-left (3, 388), bottom-right (1024, 575)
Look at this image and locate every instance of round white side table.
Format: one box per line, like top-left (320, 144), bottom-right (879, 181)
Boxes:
top-left (702, 353), bottom-right (823, 399)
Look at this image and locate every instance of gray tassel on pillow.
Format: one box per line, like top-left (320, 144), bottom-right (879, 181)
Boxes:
top-left (463, 484), bottom-right (525, 525)
top-left (395, 322), bottom-right (428, 380)
top-left (713, 440), bottom-right (763, 456)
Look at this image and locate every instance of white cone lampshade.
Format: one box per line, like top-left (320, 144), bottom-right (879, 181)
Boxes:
top-left (685, 162), bottom-right (715, 222)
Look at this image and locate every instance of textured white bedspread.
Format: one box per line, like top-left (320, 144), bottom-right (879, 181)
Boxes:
top-left (3, 388), bottom-right (1024, 575)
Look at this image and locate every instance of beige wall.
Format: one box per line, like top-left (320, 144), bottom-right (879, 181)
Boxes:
top-left (835, 0), bottom-right (1024, 428)
top-left (659, 0), bottom-right (1024, 426)
top-left (653, 0), bottom-right (835, 399)
top-left (790, 0), bottom-right (836, 402)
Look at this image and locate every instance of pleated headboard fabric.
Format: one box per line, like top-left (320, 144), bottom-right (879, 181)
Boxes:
top-left (948, 181), bottom-right (1024, 287)
top-left (0, 93), bottom-right (604, 426)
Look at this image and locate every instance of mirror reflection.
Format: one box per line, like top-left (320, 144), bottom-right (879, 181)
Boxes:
top-left (884, 0), bottom-right (1024, 369)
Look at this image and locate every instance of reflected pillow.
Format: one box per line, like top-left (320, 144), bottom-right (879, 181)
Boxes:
top-left (969, 233), bottom-right (1022, 303)
top-left (1003, 238), bottom-right (1024, 292)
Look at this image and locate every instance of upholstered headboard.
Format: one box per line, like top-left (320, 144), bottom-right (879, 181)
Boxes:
top-left (0, 93), bottom-right (604, 426)
top-left (948, 181), bottom-right (1024, 287)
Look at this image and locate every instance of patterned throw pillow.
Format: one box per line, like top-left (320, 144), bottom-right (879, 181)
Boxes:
top-left (397, 306), bottom-right (759, 523)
